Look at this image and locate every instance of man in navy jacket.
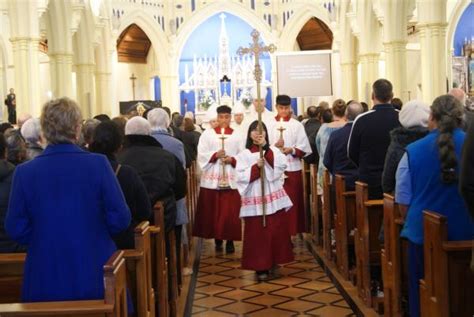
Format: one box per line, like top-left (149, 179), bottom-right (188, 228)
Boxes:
top-left (347, 79), bottom-right (400, 199)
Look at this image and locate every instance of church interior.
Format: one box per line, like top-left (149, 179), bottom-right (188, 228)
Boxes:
top-left (0, 0), bottom-right (473, 316)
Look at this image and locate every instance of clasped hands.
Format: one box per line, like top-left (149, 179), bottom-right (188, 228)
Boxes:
top-left (216, 149), bottom-right (233, 164)
top-left (274, 139), bottom-right (293, 155)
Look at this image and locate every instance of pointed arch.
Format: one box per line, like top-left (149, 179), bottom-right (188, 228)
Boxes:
top-left (116, 10), bottom-right (170, 74)
top-left (279, 4), bottom-right (333, 51)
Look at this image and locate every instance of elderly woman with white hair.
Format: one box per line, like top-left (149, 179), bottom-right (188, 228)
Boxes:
top-left (20, 118), bottom-right (44, 160)
top-left (382, 100), bottom-right (430, 194)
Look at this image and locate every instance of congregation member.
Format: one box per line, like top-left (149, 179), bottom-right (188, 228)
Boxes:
top-left (148, 108), bottom-right (189, 284)
top-left (395, 94), bottom-right (474, 317)
top-left (269, 94), bottom-right (311, 235)
top-left (5, 97), bottom-right (131, 302)
top-left (303, 105), bottom-right (322, 165)
top-left (323, 102), bottom-right (364, 190)
top-left (348, 79), bottom-right (400, 199)
top-left (93, 114), bottom-right (111, 122)
top-left (193, 105), bottom-right (243, 253)
top-left (0, 133), bottom-right (24, 253)
top-left (391, 97), bottom-right (403, 110)
top-left (81, 118), bottom-right (100, 149)
top-left (449, 87), bottom-right (474, 129)
top-left (242, 85), bottom-right (274, 131)
top-left (0, 123), bottom-right (13, 134)
top-left (89, 121), bottom-right (151, 249)
top-left (4, 130), bottom-right (26, 166)
top-left (236, 121), bottom-right (293, 281)
top-left (382, 100), bottom-right (430, 194)
top-left (460, 114), bottom-right (474, 218)
top-left (4, 88), bottom-right (16, 124)
top-left (20, 118), bottom-right (44, 160)
top-left (16, 113), bottom-right (32, 130)
top-left (182, 117), bottom-right (201, 161)
top-left (118, 116), bottom-right (186, 233)
top-left (316, 99), bottom-right (347, 188)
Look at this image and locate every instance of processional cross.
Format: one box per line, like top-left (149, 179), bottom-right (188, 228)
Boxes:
top-left (129, 73), bottom-right (137, 100)
top-left (237, 30), bottom-right (276, 227)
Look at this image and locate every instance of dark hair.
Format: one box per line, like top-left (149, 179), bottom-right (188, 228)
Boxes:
top-left (89, 121), bottom-right (123, 160)
top-left (93, 114), bottom-right (111, 122)
top-left (372, 79), bottom-right (393, 103)
top-left (431, 94), bottom-right (464, 184)
top-left (332, 99), bottom-right (346, 117)
top-left (112, 116), bottom-right (127, 139)
top-left (276, 95), bottom-right (291, 106)
top-left (216, 105), bottom-right (232, 114)
top-left (361, 102), bottom-right (369, 112)
top-left (0, 123), bottom-right (13, 134)
top-left (5, 129), bottom-right (26, 165)
top-left (297, 115), bottom-right (304, 122)
top-left (392, 98), bottom-right (403, 110)
top-left (143, 108), bottom-right (153, 119)
top-left (306, 106), bottom-right (318, 118)
top-left (184, 118), bottom-right (196, 132)
top-left (0, 133), bottom-right (7, 159)
top-left (321, 109), bottom-right (333, 123)
top-left (172, 115), bottom-right (184, 129)
top-left (245, 120), bottom-right (270, 149)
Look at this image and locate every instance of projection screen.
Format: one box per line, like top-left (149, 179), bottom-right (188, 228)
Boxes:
top-left (276, 51), bottom-right (333, 97)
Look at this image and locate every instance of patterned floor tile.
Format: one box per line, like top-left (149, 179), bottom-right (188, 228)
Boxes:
top-left (190, 238), bottom-right (354, 315)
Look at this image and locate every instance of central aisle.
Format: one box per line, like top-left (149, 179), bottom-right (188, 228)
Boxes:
top-left (185, 238), bottom-right (356, 316)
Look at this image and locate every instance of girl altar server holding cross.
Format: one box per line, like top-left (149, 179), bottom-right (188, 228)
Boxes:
top-left (235, 120), bottom-right (294, 281)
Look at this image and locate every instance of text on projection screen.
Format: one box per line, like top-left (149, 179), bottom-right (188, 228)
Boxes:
top-left (276, 52), bottom-right (333, 97)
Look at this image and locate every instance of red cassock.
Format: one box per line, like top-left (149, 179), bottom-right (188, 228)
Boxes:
top-left (193, 188), bottom-right (242, 241)
top-left (241, 211), bottom-right (294, 271)
top-left (283, 170), bottom-right (306, 235)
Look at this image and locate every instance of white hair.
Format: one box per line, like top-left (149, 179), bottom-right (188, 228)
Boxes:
top-left (20, 118), bottom-right (42, 143)
top-left (125, 116), bottom-right (152, 135)
top-left (184, 111), bottom-right (194, 120)
top-left (147, 108), bottom-right (170, 130)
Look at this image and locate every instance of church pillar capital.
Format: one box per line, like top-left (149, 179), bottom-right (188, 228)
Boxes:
top-left (416, 0), bottom-right (448, 103)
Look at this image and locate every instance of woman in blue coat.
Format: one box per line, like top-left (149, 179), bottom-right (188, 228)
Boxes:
top-left (5, 97), bottom-right (131, 302)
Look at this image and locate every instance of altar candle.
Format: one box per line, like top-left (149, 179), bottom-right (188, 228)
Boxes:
top-left (280, 117), bottom-right (283, 126)
top-left (221, 127), bottom-right (224, 136)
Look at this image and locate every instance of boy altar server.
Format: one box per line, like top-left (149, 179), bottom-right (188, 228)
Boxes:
top-left (236, 121), bottom-right (294, 281)
top-left (269, 94), bottom-right (312, 235)
top-left (193, 105), bottom-right (244, 253)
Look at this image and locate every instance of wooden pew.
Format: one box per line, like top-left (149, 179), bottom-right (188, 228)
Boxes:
top-left (150, 202), bottom-right (169, 317)
top-left (302, 161), bottom-right (311, 233)
top-left (123, 221), bottom-right (155, 317)
top-left (334, 174), bottom-right (356, 281)
top-left (419, 211), bottom-right (474, 317)
top-left (354, 181), bottom-right (384, 309)
top-left (322, 169), bottom-right (334, 260)
top-left (0, 250), bottom-right (127, 316)
top-left (0, 253), bottom-right (25, 303)
top-left (152, 202), bottom-right (178, 317)
top-left (381, 194), bottom-right (408, 317)
top-left (309, 164), bottom-right (322, 245)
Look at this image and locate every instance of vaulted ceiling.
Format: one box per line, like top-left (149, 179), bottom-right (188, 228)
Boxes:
top-left (116, 24), bottom-right (152, 63)
top-left (296, 17), bottom-right (333, 51)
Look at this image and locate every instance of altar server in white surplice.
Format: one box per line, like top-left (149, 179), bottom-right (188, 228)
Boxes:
top-left (242, 84), bottom-right (274, 132)
top-left (268, 94), bottom-right (312, 236)
top-left (193, 105), bottom-right (244, 253)
top-left (231, 103), bottom-right (246, 136)
top-left (236, 120), bottom-right (294, 281)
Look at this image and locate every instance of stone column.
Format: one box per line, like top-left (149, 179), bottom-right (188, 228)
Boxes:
top-left (160, 74), bottom-right (179, 112)
top-left (95, 71), bottom-right (112, 116)
top-left (50, 52), bottom-right (74, 98)
top-left (382, 0), bottom-right (412, 100)
top-left (8, 0), bottom-right (42, 117)
top-left (75, 63), bottom-right (96, 118)
top-left (359, 53), bottom-right (380, 102)
top-left (417, 0), bottom-right (448, 103)
top-left (339, 2), bottom-right (358, 101)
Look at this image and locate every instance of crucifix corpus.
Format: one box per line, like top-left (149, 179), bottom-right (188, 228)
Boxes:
top-left (237, 29), bottom-right (276, 227)
top-left (129, 73), bottom-right (137, 100)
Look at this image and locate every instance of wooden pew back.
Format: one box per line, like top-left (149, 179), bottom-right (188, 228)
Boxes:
top-left (334, 174), bottom-right (356, 281)
top-left (381, 194), bottom-right (407, 317)
top-left (420, 211), bottom-right (474, 317)
top-left (0, 253), bottom-right (25, 303)
top-left (354, 181), bottom-right (384, 308)
top-left (309, 164), bottom-right (322, 245)
top-left (0, 251), bottom-right (127, 316)
top-left (322, 169), bottom-right (334, 260)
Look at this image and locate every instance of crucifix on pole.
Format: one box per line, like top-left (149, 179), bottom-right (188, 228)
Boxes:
top-left (129, 73), bottom-right (137, 100)
top-left (237, 29), bottom-right (276, 227)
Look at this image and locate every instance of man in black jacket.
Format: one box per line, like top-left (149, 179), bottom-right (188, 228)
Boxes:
top-left (303, 105), bottom-right (322, 165)
top-left (348, 79), bottom-right (400, 199)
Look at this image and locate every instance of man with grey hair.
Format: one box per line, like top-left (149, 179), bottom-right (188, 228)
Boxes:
top-left (148, 108), bottom-right (189, 282)
top-left (118, 114), bottom-right (187, 283)
top-left (20, 118), bottom-right (44, 160)
top-left (449, 88), bottom-right (474, 130)
top-left (323, 102), bottom-right (364, 190)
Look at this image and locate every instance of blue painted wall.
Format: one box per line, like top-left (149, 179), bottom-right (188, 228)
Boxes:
top-left (453, 3), bottom-right (474, 56)
top-left (178, 12), bottom-right (272, 114)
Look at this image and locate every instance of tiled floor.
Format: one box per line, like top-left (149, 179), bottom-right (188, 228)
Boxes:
top-left (188, 238), bottom-right (356, 316)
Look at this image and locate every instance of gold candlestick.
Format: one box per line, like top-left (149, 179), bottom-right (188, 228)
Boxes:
top-left (218, 132), bottom-right (230, 189)
top-left (277, 122), bottom-right (286, 150)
